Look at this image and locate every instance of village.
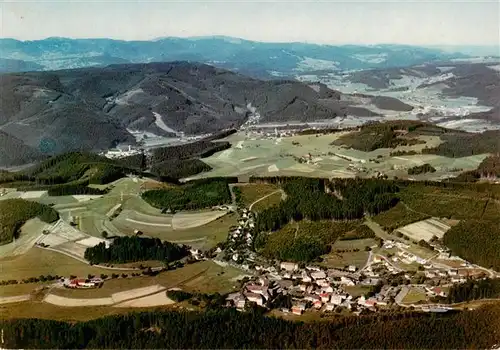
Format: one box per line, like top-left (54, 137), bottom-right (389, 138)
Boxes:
top-left (213, 205), bottom-right (494, 316)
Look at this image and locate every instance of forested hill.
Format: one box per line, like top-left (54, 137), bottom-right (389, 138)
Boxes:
top-left (3, 306), bottom-right (500, 348)
top-left (0, 61), bottom-right (378, 167)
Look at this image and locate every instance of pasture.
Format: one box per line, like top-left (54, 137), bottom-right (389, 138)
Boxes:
top-left (0, 248), bottom-right (130, 282)
top-left (188, 132), bottom-right (489, 181)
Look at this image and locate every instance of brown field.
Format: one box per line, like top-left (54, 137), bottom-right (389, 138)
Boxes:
top-left (0, 248), bottom-right (134, 282)
top-left (0, 301), bottom-right (159, 321)
top-left (0, 284), bottom-right (46, 297)
top-left (236, 183), bottom-right (279, 207)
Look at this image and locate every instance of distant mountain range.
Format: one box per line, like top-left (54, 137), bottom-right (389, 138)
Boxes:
top-left (0, 61), bottom-right (400, 166)
top-left (0, 36), bottom-right (469, 77)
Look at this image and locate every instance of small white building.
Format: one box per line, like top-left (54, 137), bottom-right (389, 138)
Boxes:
top-left (280, 262), bottom-right (299, 272)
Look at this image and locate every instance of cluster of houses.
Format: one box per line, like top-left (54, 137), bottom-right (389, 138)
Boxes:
top-left (225, 260), bottom-right (412, 315)
top-left (215, 198), bottom-right (496, 318)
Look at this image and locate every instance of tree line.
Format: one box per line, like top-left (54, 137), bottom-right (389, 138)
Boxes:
top-left (446, 278), bottom-right (500, 304)
top-left (84, 236), bottom-right (188, 264)
top-left (2, 305), bottom-right (500, 348)
top-left (407, 163), bottom-right (436, 175)
top-left (0, 199), bottom-right (59, 245)
top-left (443, 219), bottom-right (500, 271)
top-left (252, 177), bottom-right (399, 233)
top-left (141, 177), bottom-right (235, 211)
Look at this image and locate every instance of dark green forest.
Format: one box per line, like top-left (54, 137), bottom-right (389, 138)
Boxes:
top-left (408, 163), bottom-right (436, 175)
top-left (84, 236), bottom-right (188, 264)
top-left (3, 306), bottom-right (500, 349)
top-left (141, 178), bottom-right (235, 211)
top-left (0, 199), bottom-right (59, 245)
top-left (443, 219), bottom-right (500, 270)
top-left (252, 177), bottom-right (399, 233)
top-left (447, 278), bottom-right (500, 303)
top-left (422, 130), bottom-right (500, 157)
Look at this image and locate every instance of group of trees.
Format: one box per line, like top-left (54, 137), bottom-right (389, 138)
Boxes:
top-left (83, 236), bottom-right (188, 264)
top-left (151, 141), bottom-right (231, 163)
top-left (257, 221), bottom-right (359, 262)
top-left (407, 163), bottom-right (436, 175)
top-left (150, 159), bottom-right (212, 180)
top-left (0, 199), bottom-right (58, 245)
top-left (331, 121), bottom-right (433, 152)
top-left (453, 155), bottom-right (500, 182)
top-left (252, 177), bottom-right (399, 233)
top-left (141, 178), bottom-right (235, 211)
top-left (3, 305), bottom-right (500, 348)
top-left (422, 130), bottom-right (500, 158)
top-left (0, 151), bottom-right (141, 191)
top-left (446, 278), bottom-right (500, 304)
top-left (443, 219), bottom-right (500, 271)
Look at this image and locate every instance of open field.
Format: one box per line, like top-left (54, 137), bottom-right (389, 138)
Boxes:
top-left (0, 248), bottom-right (132, 282)
top-left (251, 191), bottom-right (283, 212)
top-left (235, 183), bottom-right (279, 207)
top-left (45, 285), bottom-right (171, 307)
top-left (0, 301), bottom-right (153, 321)
top-left (187, 131), bottom-right (489, 180)
top-left (114, 291), bottom-right (175, 307)
top-left (401, 287), bottom-right (428, 304)
top-left (0, 218), bottom-right (52, 258)
top-left (0, 284), bottom-right (45, 297)
top-left (321, 238), bottom-right (376, 269)
top-left (396, 218), bottom-right (451, 242)
top-left (172, 211), bottom-right (228, 230)
top-left (114, 209), bottom-right (237, 249)
top-left (35, 219), bottom-right (110, 260)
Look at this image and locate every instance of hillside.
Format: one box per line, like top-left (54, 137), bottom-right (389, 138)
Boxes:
top-left (0, 62), bottom-right (382, 167)
top-left (0, 37), bottom-right (466, 74)
top-left (0, 199), bottom-right (59, 245)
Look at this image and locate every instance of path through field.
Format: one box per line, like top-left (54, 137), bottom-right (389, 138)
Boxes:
top-left (248, 189), bottom-right (285, 211)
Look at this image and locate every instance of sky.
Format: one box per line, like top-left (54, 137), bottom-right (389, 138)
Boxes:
top-left (1, 0), bottom-right (499, 46)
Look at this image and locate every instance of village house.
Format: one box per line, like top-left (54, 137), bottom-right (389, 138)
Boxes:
top-left (320, 293), bottom-right (331, 303)
top-left (311, 270), bottom-right (327, 280)
top-left (330, 294), bottom-right (345, 305)
top-left (245, 292), bottom-right (264, 306)
top-left (280, 262), bottom-right (299, 272)
top-left (325, 303), bottom-right (335, 311)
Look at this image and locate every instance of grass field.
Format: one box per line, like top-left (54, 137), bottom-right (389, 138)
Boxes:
top-left (188, 131), bottom-right (489, 181)
top-left (0, 284), bottom-right (45, 297)
top-left (251, 191), bottom-right (283, 212)
top-left (321, 238), bottom-right (376, 269)
top-left (401, 287), bottom-right (428, 304)
top-left (0, 248), bottom-right (134, 282)
top-left (0, 301), bottom-right (153, 321)
top-left (236, 183), bottom-right (279, 207)
top-left (114, 212), bottom-right (238, 249)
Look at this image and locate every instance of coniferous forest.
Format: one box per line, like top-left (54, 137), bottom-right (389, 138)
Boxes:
top-left (253, 177), bottom-right (399, 233)
top-left (84, 236), bottom-right (188, 264)
top-left (2, 305), bottom-right (500, 349)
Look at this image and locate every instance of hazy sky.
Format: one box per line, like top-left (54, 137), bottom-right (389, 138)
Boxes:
top-left (1, 0), bottom-right (499, 45)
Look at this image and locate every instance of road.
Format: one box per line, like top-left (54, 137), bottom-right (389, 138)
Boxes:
top-left (248, 189), bottom-right (285, 211)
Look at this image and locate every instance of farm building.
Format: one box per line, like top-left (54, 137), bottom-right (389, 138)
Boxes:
top-left (67, 278), bottom-right (103, 289)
